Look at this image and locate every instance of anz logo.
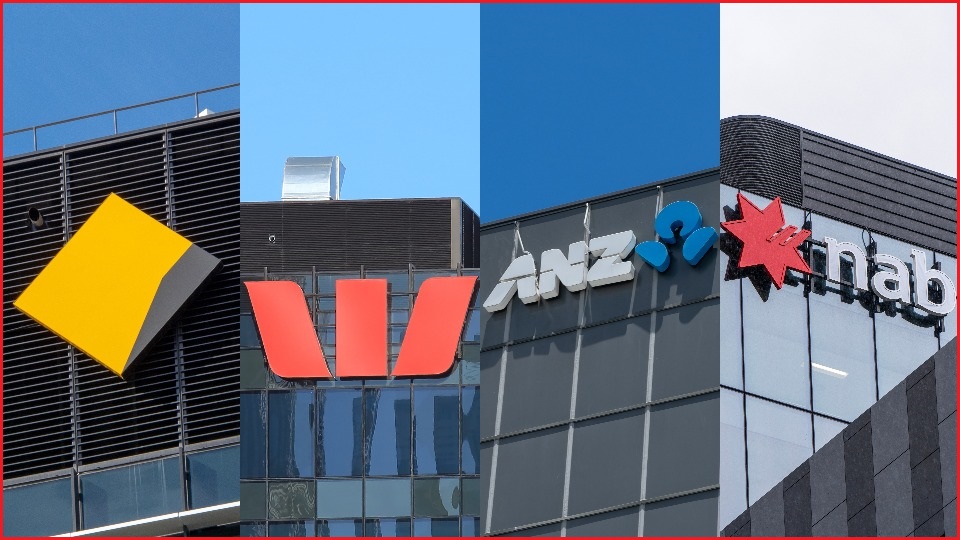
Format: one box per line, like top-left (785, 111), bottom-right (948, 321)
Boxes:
top-left (483, 201), bottom-right (718, 313)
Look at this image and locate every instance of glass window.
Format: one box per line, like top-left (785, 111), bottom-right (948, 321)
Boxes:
top-left (414, 271), bottom-right (456, 292)
top-left (241, 349), bottom-right (268, 390)
top-left (461, 386), bottom-right (479, 475)
top-left (317, 389), bottom-right (363, 477)
top-left (269, 391), bottom-right (316, 478)
top-left (414, 517), bottom-right (459, 536)
top-left (745, 396), bottom-right (812, 504)
top-left (461, 516), bottom-right (480, 536)
top-left (364, 388), bottom-right (412, 476)
top-left (241, 314), bottom-right (261, 348)
top-left (413, 387), bottom-right (460, 475)
top-left (269, 520), bottom-right (316, 536)
top-left (463, 309), bottom-right (480, 343)
top-left (720, 184), bottom-right (744, 390)
top-left (389, 310), bottom-right (409, 325)
top-left (3, 478), bottom-right (74, 536)
top-left (389, 327), bottom-right (406, 344)
top-left (315, 480), bottom-right (362, 518)
top-left (80, 457), bottom-right (181, 529)
top-left (274, 274), bottom-right (312, 295)
top-left (319, 327), bottom-right (336, 345)
top-left (365, 518), bottom-right (412, 537)
top-left (317, 519), bottom-right (364, 537)
top-left (814, 415), bottom-right (846, 451)
top-left (367, 272), bottom-right (410, 294)
top-left (414, 477), bottom-right (460, 517)
top-left (318, 273), bottom-right (359, 294)
top-left (187, 445), bottom-right (239, 509)
top-left (461, 477), bottom-right (480, 516)
top-left (318, 310), bottom-right (336, 327)
top-left (365, 478), bottom-right (412, 517)
top-left (462, 344), bottom-right (479, 385)
top-left (719, 389), bottom-right (746, 532)
top-left (317, 296), bottom-right (336, 311)
top-left (412, 362), bottom-right (459, 386)
top-left (390, 295), bottom-right (410, 310)
top-left (268, 481), bottom-right (316, 520)
top-left (241, 521), bottom-right (267, 536)
top-left (240, 482), bottom-right (266, 520)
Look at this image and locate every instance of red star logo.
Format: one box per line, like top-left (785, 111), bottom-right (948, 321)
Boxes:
top-left (721, 193), bottom-right (812, 289)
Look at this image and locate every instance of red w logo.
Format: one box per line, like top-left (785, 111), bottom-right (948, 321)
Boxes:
top-left (244, 276), bottom-right (477, 378)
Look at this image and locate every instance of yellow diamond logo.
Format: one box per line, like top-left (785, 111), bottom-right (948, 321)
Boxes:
top-left (13, 193), bottom-right (220, 376)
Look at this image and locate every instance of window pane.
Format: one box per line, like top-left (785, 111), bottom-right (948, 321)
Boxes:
top-left (80, 457), bottom-right (181, 529)
top-left (269, 520), bottom-right (316, 536)
top-left (317, 389), bottom-right (363, 477)
top-left (719, 389), bottom-right (746, 531)
top-left (814, 415), bottom-right (846, 451)
top-left (268, 481), bottom-right (316, 520)
top-left (462, 344), bottom-right (479, 384)
top-left (413, 387), bottom-right (460, 475)
top-left (317, 519), bottom-right (363, 537)
top-left (365, 518), bottom-right (412, 537)
top-left (463, 309), bottom-right (480, 342)
top-left (745, 396), bottom-right (811, 504)
top-left (462, 386), bottom-right (479, 475)
top-left (241, 314), bottom-right (261, 348)
top-left (390, 295), bottom-right (410, 309)
top-left (414, 517), bottom-right (459, 536)
top-left (365, 478), bottom-right (412, 517)
top-left (315, 480), bottom-right (362, 518)
top-left (389, 309), bottom-right (409, 324)
top-left (187, 445), bottom-right (239, 509)
top-left (240, 482), bottom-right (266, 520)
top-left (273, 274), bottom-right (312, 295)
top-left (241, 349), bottom-right (268, 390)
top-left (3, 478), bottom-right (74, 536)
top-left (317, 273), bottom-right (359, 294)
top-left (461, 516), bottom-right (480, 536)
top-left (364, 388), bottom-right (412, 476)
top-left (241, 521), bottom-right (267, 536)
top-left (461, 478), bottom-right (480, 516)
top-left (367, 272), bottom-right (410, 294)
top-left (269, 391), bottom-right (316, 478)
top-left (414, 478), bottom-right (460, 517)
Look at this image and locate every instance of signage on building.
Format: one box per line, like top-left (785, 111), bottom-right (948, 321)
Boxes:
top-left (483, 201), bottom-right (717, 312)
top-left (245, 276), bottom-right (477, 378)
top-left (721, 193), bottom-right (957, 316)
top-left (14, 193), bottom-right (221, 376)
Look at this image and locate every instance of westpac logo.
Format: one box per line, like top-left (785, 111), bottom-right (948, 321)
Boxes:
top-left (245, 276), bottom-right (477, 378)
top-left (483, 201), bottom-right (717, 313)
top-left (722, 193), bottom-right (957, 316)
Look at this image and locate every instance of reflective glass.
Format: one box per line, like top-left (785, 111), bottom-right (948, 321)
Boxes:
top-left (364, 388), bottom-right (412, 476)
top-left (463, 309), bottom-right (480, 342)
top-left (414, 477), bottom-right (460, 517)
top-left (269, 521), bottom-right (316, 536)
top-left (317, 389), bottom-right (363, 477)
top-left (745, 396), bottom-right (812, 504)
top-left (461, 386), bottom-right (480, 475)
top-left (814, 415), bottom-right (846, 451)
top-left (365, 518), bottom-right (412, 537)
top-left (719, 185), bottom-right (744, 390)
top-left (462, 344), bottom-right (480, 384)
top-left (412, 362), bottom-right (459, 386)
top-left (413, 387), bottom-right (460, 475)
top-left (390, 310), bottom-right (409, 324)
top-left (268, 481), bottom-right (316, 520)
top-left (80, 457), bottom-right (181, 529)
top-left (269, 391), bottom-right (316, 478)
top-left (317, 296), bottom-right (336, 310)
top-left (414, 517), bottom-right (459, 536)
top-left (187, 445), bottom-right (239, 509)
top-left (318, 310), bottom-right (336, 327)
top-left (719, 389), bottom-right (746, 531)
top-left (389, 326), bottom-right (406, 344)
top-left (241, 314), bottom-right (261, 348)
top-left (241, 349), bottom-right (268, 390)
top-left (319, 327), bottom-right (336, 345)
top-left (274, 274), bottom-right (312, 294)
top-left (240, 482), bottom-right (266, 520)
top-left (414, 270), bottom-right (456, 291)
top-left (241, 521), bottom-right (267, 536)
top-left (3, 478), bottom-right (74, 536)
top-left (461, 477), bottom-right (480, 516)
top-left (367, 272), bottom-right (410, 294)
top-left (462, 517), bottom-right (480, 536)
top-left (365, 478), bottom-right (412, 517)
top-left (317, 519), bottom-right (364, 537)
top-left (317, 273), bottom-right (359, 294)
top-left (390, 295), bottom-right (411, 309)
top-left (315, 480), bottom-right (362, 518)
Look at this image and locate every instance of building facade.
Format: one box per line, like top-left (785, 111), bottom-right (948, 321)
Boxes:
top-left (2, 111), bottom-right (241, 536)
top-left (239, 198), bottom-right (482, 536)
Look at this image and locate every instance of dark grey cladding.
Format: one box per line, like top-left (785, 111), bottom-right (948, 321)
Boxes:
top-left (721, 338), bottom-right (957, 537)
top-left (721, 116), bottom-right (957, 256)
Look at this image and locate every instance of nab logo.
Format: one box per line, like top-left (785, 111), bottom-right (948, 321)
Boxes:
top-left (245, 276), bottom-right (477, 379)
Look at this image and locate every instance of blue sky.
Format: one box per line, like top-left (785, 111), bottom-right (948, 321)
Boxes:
top-left (239, 4), bottom-right (480, 211)
top-left (481, 4), bottom-right (720, 222)
top-left (3, 4), bottom-right (239, 156)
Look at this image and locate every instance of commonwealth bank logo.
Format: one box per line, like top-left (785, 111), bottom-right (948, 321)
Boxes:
top-left (14, 193), bottom-right (220, 376)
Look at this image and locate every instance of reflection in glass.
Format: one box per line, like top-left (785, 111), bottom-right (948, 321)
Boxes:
top-left (364, 388), bottom-right (412, 476)
top-left (414, 477), bottom-right (460, 517)
top-left (240, 482), bottom-right (266, 520)
top-left (814, 415), bottom-right (845, 451)
top-left (365, 478), bottom-right (412, 517)
top-left (269, 520), bottom-right (317, 536)
top-left (268, 481), bottom-right (316, 520)
top-left (80, 457), bottom-right (181, 529)
top-left (269, 391), bottom-right (316, 478)
top-left (413, 387), bottom-right (460, 475)
top-left (463, 309), bottom-right (480, 342)
top-left (241, 521), bottom-right (267, 536)
top-left (461, 516), bottom-right (480, 536)
top-left (367, 272), bottom-right (410, 294)
top-left (718, 389), bottom-right (746, 531)
top-left (365, 518), bottom-right (412, 537)
top-left (413, 517), bottom-right (459, 536)
top-left (461, 477), bottom-right (480, 516)
top-left (462, 387), bottom-right (480, 474)
top-left (2, 478), bottom-right (74, 536)
top-left (745, 396), bottom-right (811, 504)
top-left (317, 389), bottom-right (363, 477)
top-left (315, 480), bottom-right (362, 518)
top-left (317, 273), bottom-right (359, 294)
top-left (241, 349), bottom-right (268, 390)
top-left (187, 445), bottom-right (239, 509)
top-left (462, 344), bottom-right (480, 384)
top-left (241, 314), bottom-right (261, 348)
top-left (317, 519), bottom-right (364, 537)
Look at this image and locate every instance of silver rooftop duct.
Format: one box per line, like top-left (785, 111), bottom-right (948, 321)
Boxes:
top-left (281, 156), bottom-right (345, 201)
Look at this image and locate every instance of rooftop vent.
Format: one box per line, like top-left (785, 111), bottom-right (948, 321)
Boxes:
top-left (281, 156), bottom-right (345, 201)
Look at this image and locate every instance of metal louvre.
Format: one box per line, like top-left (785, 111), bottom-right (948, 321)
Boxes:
top-left (2, 113), bottom-right (240, 480)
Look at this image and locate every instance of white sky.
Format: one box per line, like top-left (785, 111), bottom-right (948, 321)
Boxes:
top-left (721, 4), bottom-right (957, 177)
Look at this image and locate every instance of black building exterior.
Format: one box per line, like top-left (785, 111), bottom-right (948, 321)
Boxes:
top-left (2, 111), bottom-right (241, 535)
top-left (239, 198), bottom-right (482, 536)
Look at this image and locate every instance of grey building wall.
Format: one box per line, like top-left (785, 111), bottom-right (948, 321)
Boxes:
top-left (480, 170), bottom-right (721, 536)
top-left (721, 339), bottom-right (957, 537)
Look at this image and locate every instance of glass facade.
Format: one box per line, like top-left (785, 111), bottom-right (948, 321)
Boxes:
top-left (718, 184), bottom-right (957, 529)
top-left (240, 267), bottom-right (480, 536)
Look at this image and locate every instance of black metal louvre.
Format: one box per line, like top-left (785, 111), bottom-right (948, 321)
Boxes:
top-left (240, 199), bottom-right (457, 273)
top-left (2, 113), bottom-right (240, 480)
top-left (461, 201), bottom-right (480, 268)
